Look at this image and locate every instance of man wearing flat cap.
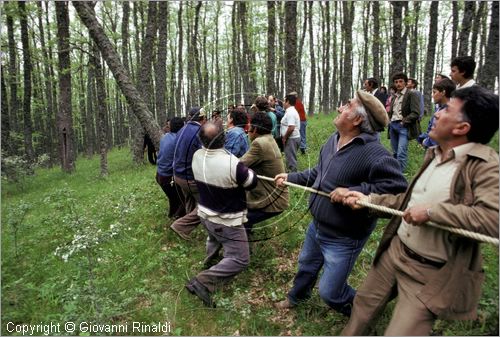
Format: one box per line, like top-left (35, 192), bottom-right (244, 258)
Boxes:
top-left (273, 91), bottom-right (407, 316)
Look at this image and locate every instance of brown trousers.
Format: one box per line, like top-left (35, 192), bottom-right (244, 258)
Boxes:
top-left (171, 176), bottom-right (201, 236)
top-left (342, 236), bottom-right (441, 336)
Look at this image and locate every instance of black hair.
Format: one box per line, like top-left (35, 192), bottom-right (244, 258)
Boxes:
top-left (451, 86), bottom-right (499, 144)
top-left (250, 112), bottom-right (273, 135)
top-left (450, 56), bottom-right (476, 79)
top-left (285, 94), bottom-right (296, 106)
top-left (255, 96), bottom-right (269, 111)
top-left (169, 117), bottom-right (184, 133)
top-left (391, 72), bottom-right (408, 83)
top-left (432, 78), bottom-right (456, 98)
top-left (408, 78), bottom-right (418, 88)
top-left (366, 77), bottom-right (379, 89)
top-left (229, 107), bottom-right (248, 127)
top-left (199, 122), bottom-right (225, 149)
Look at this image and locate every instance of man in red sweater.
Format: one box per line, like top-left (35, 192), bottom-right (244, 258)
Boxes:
top-left (290, 91), bottom-right (307, 154)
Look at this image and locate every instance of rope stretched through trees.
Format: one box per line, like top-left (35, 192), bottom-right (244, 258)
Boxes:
top-left (257, 175), bottom-right (499, 246)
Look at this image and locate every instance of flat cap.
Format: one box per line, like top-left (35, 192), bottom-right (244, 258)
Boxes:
top-left (188, 106), bottom-right (206, 117)
top-left (356, 90), bottom-right (389, 132)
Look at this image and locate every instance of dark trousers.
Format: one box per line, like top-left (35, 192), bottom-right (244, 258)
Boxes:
top-left (171, 176), bottom-right (201, 236)
top-left (156, 173), bottom-right (185, 219)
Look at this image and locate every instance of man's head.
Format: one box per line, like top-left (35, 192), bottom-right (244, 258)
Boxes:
top-left (391, 72), bottom-right (408, 92)
top-left (335, 97), bottom-right (372, 135)
top-left (450, 56), bottom-right (476, 84)
top-left (268, 95), bottom-right (276, 106)
top-left (188, 106), bottom-right (206, 123)
top-left (169, 117), bottom-right (184, 133)
top-left (227, 106), bottom-right (248, 128)
top-left (255, 96), bottom-right (269, 111)
top-left (355, 90), bottom-right (389, 132)
top-left (407, 78), bottom-right (418, 89)
top-left (432, 78), bottom-right (456, 105)
top-left (284, 94), bottom-right (296, 108)
top-left (199, 122), bottom-right (225, 149)
top-left (212, 110), bottom-right (221, 119)
top-left (430, 86), bottom-right (498, 145)
top-left (363, 77), bottom-right (379, 92)
top-left (434, 73), bottom-right (450, 83)
top-left (248, 112), bottom-right (273, 141)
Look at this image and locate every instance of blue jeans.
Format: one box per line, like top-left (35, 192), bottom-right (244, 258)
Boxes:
top-left (287, 221), bottom-right (369, 312)
top-left (300, 120), bottom-right (307, 150)
top-left (389, 121), bottom-right (409, 172)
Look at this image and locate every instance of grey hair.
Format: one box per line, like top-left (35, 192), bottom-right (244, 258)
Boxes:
top-left (349, 101), bottom-right (375, 134)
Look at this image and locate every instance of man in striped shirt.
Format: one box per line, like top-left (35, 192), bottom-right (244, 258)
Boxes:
top-left (186, 122), bottom-right (258, 307)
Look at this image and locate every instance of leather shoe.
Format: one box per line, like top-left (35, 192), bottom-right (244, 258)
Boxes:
top-left (185, 278), bottom-right (215, 308)
top-left (170, 224), bottom-right (190, 241)
top-left (274, 298), bottom-right (296, 309)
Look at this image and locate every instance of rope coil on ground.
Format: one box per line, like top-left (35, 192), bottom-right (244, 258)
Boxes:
top-left (257, 175), bottom-right (499, 246)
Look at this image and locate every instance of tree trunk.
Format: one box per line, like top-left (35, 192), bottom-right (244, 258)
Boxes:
top-left (238, 2), bottom-right (258, 104)
top-left (372, 1), bottom-right (380, 81)
top-left (19, 1), bottom-right (35, 163)
top-left (340, 1), bottom-right (354, 104)
top-left (297, 1), bottom-right (307, 95)
top-left (479, 1), bottom-right (499, 91)
top-left (6, 5), bottom-right (19, 138)
top-left (1, 65), bottom-right (11, 155)
top-left (155, 1), bottom-right (168, 126)
top-left (408, 1), bottom-right (421, 78)
top-left (321, 2), bottom-right (331, 113)
top-left (423, 1), bottom-right (439, 116)
top-left (307, 1), bottom-right (315, 115)
top-left (55, 1), bottom-right (76, 172)
top-left (266, 1), bottom-right (276, 95)
top-left (458, 1), bottom-right (475, 57)
top-left (361, 2), bottom-right (370, 82)
top-left (390, 1), bottom-right (404, 75)
top-left (214, 2), bottom-right (222, 102)
top-left (175, 2), bottom-right (184, 114)
top-left (72, 1), bottom-right (162, 149)
top-left (451, 2), bottom-right (459, 60)
top-left (331, 1), bottom-right (339, 108)
top-left (470, 2), bottom-right (486, 59)
top-left (284, 2), bottom-right (298, 94)
top-left (121, 1), bottom-right (131, 143)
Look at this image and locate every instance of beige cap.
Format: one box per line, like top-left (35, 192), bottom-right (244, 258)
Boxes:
top-left (356, 90), bottom-right (389, 131)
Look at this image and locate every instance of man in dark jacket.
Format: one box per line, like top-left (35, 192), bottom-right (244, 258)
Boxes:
top-left (342, 86), bottom-right (499, 335)
top-left (388, 72), bottom-right (422, 172)
top-left (274, 91), bottom-right (407, 316)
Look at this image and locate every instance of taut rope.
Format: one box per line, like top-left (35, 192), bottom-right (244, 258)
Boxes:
top-left (257, 175), bottom-right (499, 246)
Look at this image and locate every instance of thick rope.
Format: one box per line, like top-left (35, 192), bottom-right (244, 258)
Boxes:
top-left (258, 175), bottom-right (499, 246)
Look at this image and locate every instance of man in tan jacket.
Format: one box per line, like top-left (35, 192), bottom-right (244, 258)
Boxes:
top-left (341, 86), bottom-right (499, 335)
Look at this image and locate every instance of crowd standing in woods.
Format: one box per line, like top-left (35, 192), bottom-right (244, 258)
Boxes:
top-left (149, 49), bottom-right (500, 335)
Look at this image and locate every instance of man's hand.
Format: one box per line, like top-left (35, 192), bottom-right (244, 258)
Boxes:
top-left (342, 191), bottom-right (369, 210)
top-left (403, 205), bottom-right (431, 226)
top-left (329, 187), bottom-right (350, 203)
top-left (275, 173), bottom-right (288, 187)
top-left (282, 137), bottom-right (287, 145)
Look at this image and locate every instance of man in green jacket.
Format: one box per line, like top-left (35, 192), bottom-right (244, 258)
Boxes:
top-left (240, 112), bottom-right (289, 235)
top-left (341, 86), bottom-right (499, 335)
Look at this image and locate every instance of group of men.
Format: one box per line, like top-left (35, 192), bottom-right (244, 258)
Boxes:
top-left (154, 53), bottom-right (498, 335)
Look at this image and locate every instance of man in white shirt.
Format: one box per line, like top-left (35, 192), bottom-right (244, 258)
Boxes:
top-left (450, 56), bottom-right (476, 89)
top-left (281, 94), bottom-right (301, 172)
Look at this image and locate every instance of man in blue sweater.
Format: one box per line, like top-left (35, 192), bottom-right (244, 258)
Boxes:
top-left (274, 91), bottom-right (408, 316)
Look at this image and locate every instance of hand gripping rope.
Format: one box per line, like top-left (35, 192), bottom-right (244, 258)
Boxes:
top-left (257, 175), bottom-right (499, 246)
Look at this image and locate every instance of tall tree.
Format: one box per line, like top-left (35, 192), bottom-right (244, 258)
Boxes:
top-left (470, 2), bottom-right (486, 59)
top-left (423, 1), bottom-right (439, 116)
top-left (55, 1), bottom-right (76, 172)
top-left (297, 1), bottom-right (307, 95)
top-left (284, 2), bottom-right (298, 93)
top-left (266, 1), bottom-right (276, 95)
top-left (451, 2), bottom-right (459, 60)
top-left (321, 2), bottom-right (331, 113)
top-left (238, 2), bottom-right (258, 104)
top-left (72, 2), bottom-right (162, 149)
top-left (458, 1), bottom-right (475, 57)
top-left (361, 2), bottom-right (371, 82)
top-left (307, 1), bottom-right (315, 115)
top-left (1, 65), bottom-right (11, 154)
top-left (339, 1), bottom-right (354, 104)
top-left (479, 1), bottom-right (499, 91)
top-left (408, 1), bottom-right (421, 78)
top-left (175, 2), bottom-right (184, 114)
top-left (371, 1), bottom-right (380, 80)
top-left (6, 5), bottom-right (19, 135)
top-left (18, 1), bottom-right (35, 163)
top-left (155, 1), bottom-right (168, 125)
top-left (390, 1), bottom-right (404, 75)
top-left (120, 1), bottom-right (131, 144)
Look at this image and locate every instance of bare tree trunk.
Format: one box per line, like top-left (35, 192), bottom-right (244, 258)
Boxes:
top-left (156, 1), bottom-right (168, 126)
top-left (479, 1), bottom-right (499, 91)
top-left (284, 2), bottom-right (298, 94)
top-left (423, 2), bottom-right (439, 116)
top-left (1, 65), bottom-right (11, 155)
top-left (55, 1), bottom-right (76, 172)
top-left (72, 1), bottom-right (162, 149)
top-left (297, 1), bottom-right (307, 95)
top-left (390, 2), bottom-right (404, 75)
top-left (470, 2), bottom-right (486, 59)
top-left (239, 2), bottom-right (258, 104)
top-left (307, 1), bottom-right (315, 115)
top-left (19, 1), bottom-right (35, 163)
top-left (331, 1), bottom-right (339, 108)
top-left (321, 2), bottom-right (331, 113)
top-left (451, 2), bottom-right (459, 60)
top-left (458, 1), bottom-right (475, 57)
top-left (408, 1), bottom-right (421, 78)
top-left (340, 1), bottom-right (354, 104)
top-left (6, 5), bottom-right (19, 138)
top-left (372, 1), bottom-right (380, 81)
top-left (361, 2), bottom-right (370, 82)
top-left (266, 1), bottom-right (276, 95)
top-left (175, 2), bottom-right (184, 114)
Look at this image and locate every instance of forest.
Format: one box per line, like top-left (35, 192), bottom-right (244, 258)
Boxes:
top-left (1, 1), bottom-right (499, 336)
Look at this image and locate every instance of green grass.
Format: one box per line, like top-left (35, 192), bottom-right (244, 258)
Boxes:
top-left (2, 114), bottom-right (498, 335)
